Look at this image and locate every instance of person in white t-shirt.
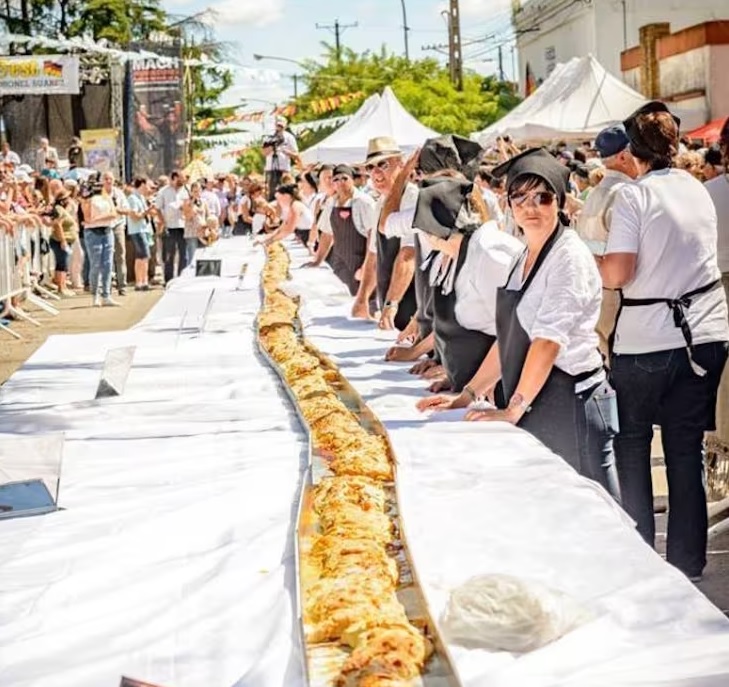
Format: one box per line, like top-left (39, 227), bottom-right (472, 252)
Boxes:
top-left (600, 102), bottom-right (729, 581)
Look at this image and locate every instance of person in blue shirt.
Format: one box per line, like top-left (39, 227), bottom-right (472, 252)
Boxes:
top-left (126, 177), bottom-right (154, 291)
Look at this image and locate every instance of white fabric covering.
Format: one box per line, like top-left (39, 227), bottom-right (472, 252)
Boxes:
top-left (285, 239), bottom-right (729, 687)
top-left (300, 87), bottom-right (438, 165)
top-left (472, 55), bottom-right (648, 146)
top-left (0, 241), bottom-right (306, 687)
top-left (1, 237), bottom-right (728, 687)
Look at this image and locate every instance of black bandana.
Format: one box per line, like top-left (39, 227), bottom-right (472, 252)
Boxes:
top-left (492, 147), bottom-right (570, 209)
top-left (419, 134), bottom-right (484, 180)
top-left (412, 178), bottom-right (478, 239)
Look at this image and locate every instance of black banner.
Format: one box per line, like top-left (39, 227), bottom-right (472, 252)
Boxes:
top-left (128, 41), bottom-right (185, 180)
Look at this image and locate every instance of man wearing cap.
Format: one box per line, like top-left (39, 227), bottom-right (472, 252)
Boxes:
top-left (361, 136), bottom-right (418, 330)
top-left (305, 164), bottom-right (376, 296)
top-left (263, 117), bottom-right (298, 201)
top-left (575, 124), bottom-right (638, 360)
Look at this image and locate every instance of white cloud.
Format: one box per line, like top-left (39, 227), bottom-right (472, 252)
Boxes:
top-left (436, 0), bottom-right (514, 21)
top-left (208, 0), bottom-right (284, 27)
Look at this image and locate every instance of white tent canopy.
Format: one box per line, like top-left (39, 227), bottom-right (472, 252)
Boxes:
top-left (472, 55), bottom-right (648, 145)
top-left (301, 87), bottom-right (438, 165)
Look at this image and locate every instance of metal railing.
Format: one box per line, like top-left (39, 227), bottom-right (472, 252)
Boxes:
top-left (0, 220), bottom-right (60, 340)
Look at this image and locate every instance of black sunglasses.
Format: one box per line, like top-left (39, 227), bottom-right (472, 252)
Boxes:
top-left (509, 190), bottom-right (556, 207)
top-left (365, 159), bottom-right (391, 173)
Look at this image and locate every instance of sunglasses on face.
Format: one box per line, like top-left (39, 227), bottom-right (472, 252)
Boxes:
top-left (365, 159), bottom-right (391, 173)
top-left (332, 176), bottom-right (351, 183)
top-left (509, 190), bottom-right (556, 207)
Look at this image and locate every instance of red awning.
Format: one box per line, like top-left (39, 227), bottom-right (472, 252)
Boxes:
top-left (686, 116), bottom-right (728, 144)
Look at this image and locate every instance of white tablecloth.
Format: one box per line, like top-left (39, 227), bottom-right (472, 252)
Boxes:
top-left (1, 236), bottom-right (728, 687)
top-left (0, 239), bottom-right (306, 687)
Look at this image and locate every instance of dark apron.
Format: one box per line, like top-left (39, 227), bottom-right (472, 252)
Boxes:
top-left (496, 226), bottom-right (600, 471)
top-left (330, 204), bottom-right (367, 297)
top-left (432, 234), bottom-right (496, 392)
top-left (376, 231), bottom-right (417, 331)
top-left (414, 234), bottom-right (435, 340)
top-left (611, 279), bottom-right (722, 377)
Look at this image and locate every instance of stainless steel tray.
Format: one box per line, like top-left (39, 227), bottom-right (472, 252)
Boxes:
top-left (255, 260), bottom-right (461, 687)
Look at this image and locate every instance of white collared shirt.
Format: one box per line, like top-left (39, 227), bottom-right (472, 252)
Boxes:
top-left (454, 221), bottom-right (524, 336)
top-left (507, 229), bottom-right (605, 382)
top-left (155, 185), bottom-right (189, 229)
top-left (370, 183), bottom-right (419, 253)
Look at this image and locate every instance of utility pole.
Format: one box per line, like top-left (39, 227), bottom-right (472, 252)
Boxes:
top-left (447, 0), bottom-right (463, 91)
top-left (400, 0), bottom-right (410, 61)
top-left (498, 45), bottom-right (505, 81)
top-left (316, 19), bottom-right (358, 64)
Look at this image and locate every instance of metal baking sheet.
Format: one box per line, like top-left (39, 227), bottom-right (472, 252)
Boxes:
top-left (255, 264), bottom-right (461, 687)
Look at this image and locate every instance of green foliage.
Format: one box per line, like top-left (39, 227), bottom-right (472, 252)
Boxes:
top-left (233, 146), bottom-right (265, 176)
top-left (291, 44), bottom-right (521, 147)
top-left (68, 0), bottom-right (167, 44)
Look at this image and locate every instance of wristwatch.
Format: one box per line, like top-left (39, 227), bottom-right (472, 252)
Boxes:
top-left (384, 300), bottom-right (399, 310)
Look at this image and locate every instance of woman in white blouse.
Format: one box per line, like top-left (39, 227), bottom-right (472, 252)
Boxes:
top-left (422, 149), bottom-right (620, 497)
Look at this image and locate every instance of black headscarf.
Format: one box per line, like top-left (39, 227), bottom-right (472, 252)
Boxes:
top-left (412, 178), bottom-right (478, 239)
top-left (419, 134), bottom-right (484, 181)
top-left (492, 147), bottom-right (570, 208)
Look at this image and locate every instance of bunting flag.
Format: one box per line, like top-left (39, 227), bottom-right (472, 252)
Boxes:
top-left (194, 91), bottom-right (364, 132)
top-left (525, 62), bottom-right (537, 97)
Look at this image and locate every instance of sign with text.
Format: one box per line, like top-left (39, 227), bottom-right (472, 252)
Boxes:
top-left (0, 55), bottom-right (80, 95)
top-left (130, 53), bottom-right (184, 178)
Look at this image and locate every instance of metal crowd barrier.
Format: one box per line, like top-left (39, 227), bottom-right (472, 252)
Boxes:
top-left (0, 221), bottom-right (59, 340)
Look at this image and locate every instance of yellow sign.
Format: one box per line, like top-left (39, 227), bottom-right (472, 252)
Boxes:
top-left (80, 129), bottom-right (119, 173)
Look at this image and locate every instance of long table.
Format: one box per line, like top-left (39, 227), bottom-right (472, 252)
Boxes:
top-left (0, 236), bottom-right (728, 687)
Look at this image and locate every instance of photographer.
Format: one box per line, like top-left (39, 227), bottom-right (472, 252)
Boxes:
top-left (80, 173), bottom-right (120, 307)
top-left (263, 116), bottom-right (298, 201)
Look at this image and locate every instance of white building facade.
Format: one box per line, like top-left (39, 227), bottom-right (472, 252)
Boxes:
top-left (514, 0), bottom-right (729, 95)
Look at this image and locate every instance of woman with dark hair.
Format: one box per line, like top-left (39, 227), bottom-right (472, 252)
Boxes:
top-left (600, 102), bottom-right (729, 581)
top-left (297, 171), bottom-right (318, 247)
top-left (258, 183), bottom-right (312, 247)
top-left (423, 148), bottom-right (620, 497)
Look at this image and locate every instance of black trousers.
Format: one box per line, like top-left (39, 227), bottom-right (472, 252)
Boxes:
top-left (611, 342), bottom-right (728, 577)
top-left (162, 228), bottom-right (186, 284)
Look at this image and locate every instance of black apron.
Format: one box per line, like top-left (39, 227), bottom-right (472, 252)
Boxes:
top-left (432, 234), bottom-right (496, 392)
top-left (414, 234), bottom-right (435, 340)
top-left (496, 226), bottom-right (600, 471)
top-left (376, 231), bottom-right (417, 331)
top-left (611, 280), bottom-right (722, 377)
top-left (330, 203), bottom-right (367, 297)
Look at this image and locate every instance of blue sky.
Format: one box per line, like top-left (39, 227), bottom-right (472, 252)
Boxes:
top-left (162, 0), bottom-right (516, 107)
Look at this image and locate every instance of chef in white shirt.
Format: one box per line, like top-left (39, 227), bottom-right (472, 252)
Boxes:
top-left (599, 101), bottom-right (729, 580)
top-left (427, 148), bottom-right (620, 497)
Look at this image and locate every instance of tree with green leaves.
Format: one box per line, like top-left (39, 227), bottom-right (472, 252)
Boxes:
top-left (290, 44), bottom-right (520, 150)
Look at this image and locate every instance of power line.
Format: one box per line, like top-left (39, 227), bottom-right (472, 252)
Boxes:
top-left (315, 18), bottom-right (358, 64)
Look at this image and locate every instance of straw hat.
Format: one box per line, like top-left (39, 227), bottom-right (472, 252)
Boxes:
top-left (363, 136), bottom-right (403, 166)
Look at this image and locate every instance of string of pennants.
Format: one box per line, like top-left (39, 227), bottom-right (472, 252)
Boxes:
top-left (196, 91), bottom-right (364, 132)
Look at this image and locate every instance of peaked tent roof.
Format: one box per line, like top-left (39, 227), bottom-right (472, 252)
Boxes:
top-left (472, 55), bottom-right (648, 145)
top-left (301, 87), bottom-right (439, 164)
